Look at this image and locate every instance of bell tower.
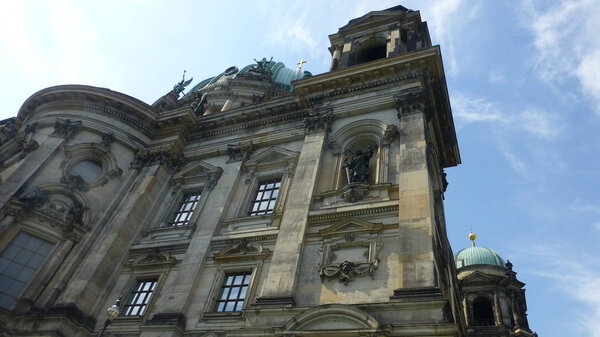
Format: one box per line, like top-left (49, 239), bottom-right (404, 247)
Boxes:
top-left (328, 5), bottom-right (432, 70)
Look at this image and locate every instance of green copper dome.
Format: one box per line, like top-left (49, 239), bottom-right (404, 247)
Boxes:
top-left (455, 246), bottom-right (505, 269)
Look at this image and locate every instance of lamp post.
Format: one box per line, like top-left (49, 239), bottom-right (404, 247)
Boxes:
top-left (99, 297), bottom-right (121, 337)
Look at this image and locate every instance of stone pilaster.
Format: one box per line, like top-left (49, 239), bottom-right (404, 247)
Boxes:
top-left (393, 90), bottom-right (437, 291)
top-left (141, 160), bottom-right (240, 337)
top-left (254, 109), bottom-right (331, 306)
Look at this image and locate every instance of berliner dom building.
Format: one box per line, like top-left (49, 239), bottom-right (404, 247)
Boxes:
top-left (0, 5), bottom-right (535, 337)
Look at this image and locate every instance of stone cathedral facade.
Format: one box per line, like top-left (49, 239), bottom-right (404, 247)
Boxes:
top-left (0, 5), bottom-right (536, 337)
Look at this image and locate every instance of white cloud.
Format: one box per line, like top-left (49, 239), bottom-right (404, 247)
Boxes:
top-left (526, 243), bottom-right (600, 337)
top-left (523, 0), bottom-right (600, 113)
top-left (452, 93), bottom-right (562, 140)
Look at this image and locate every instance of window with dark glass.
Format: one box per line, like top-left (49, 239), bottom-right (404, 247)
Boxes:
top-left (167, 192), bottom-right (201, 226)
top-left (249, 179), bottom-right (280, 216)
top-left (123, 279), bottom-right (157, 316)
top-left (215, 272), bottom-right (251, 312)
top-left (0, 232), bottom-right (54, 309)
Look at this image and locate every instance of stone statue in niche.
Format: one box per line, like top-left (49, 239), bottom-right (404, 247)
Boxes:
top-left (343, 146), bottom-right (375, 184)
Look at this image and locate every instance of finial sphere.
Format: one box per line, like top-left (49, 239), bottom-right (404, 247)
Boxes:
top-left (468, 232), bottom-right (477, 241)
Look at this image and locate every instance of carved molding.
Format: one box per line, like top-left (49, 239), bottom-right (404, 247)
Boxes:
top-left (130, 248), bottom-right (177, 267)
top-left (60, 174), bottom-right (89, 192)
top-left (62, 142), bottom-right (123, 188)
top-left (227, 141), bottom-right (254, 162)
top-left (51, 119), bottom-right (82, 141)
top-left (304, 108), bottom-right (333, 134)
top-left (130, 144), bottom-right (185, 171)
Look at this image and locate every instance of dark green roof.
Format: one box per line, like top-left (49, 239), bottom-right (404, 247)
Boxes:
top-left (455, 246), bottom-right (505, 269)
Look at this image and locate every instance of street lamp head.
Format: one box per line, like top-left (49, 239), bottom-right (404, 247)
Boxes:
top-left (106, 297), bottom-right (121, 322)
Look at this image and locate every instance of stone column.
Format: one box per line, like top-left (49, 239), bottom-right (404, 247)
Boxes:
top-left (141, 151), bottom-right (244, 336)
top-left (494, 292), bottom-right (502, 326)
top-left (254, 109), bottom-right (332, 306)
top-left (329, 45), bottom-right (343, 71)
top-left (392, 90), bottom-right (438, 293)
top-left (56, 164), bottom-right (168, 314)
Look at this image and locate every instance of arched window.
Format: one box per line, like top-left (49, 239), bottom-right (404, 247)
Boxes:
top-left (472, 296), bottom-right (495, 326)
top-left (355, 38), bottom-right (387, 65)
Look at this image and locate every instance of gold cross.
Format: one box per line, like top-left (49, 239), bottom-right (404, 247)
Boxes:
top-left (297, 59), bottom-right (307, 71)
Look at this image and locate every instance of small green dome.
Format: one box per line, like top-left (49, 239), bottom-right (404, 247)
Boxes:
top-left (455, 246), bottom-right (505, 269)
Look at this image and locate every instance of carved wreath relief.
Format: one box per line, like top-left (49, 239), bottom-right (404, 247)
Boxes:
top-left (317, 219), bottom-right (382, 285)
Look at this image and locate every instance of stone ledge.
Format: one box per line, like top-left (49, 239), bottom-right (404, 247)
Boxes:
top-left (252, 296), bottom-right (295, 307)
top-left (390, 287), bottom-right (443, 300)
top-left (145, 312), bottom-right (186, 328)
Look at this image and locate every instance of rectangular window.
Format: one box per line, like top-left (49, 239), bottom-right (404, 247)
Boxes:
top-left (249, 179), bottom-right (281, 216)
top-left (167, 192), bottom-right (201, 226)
top-left (215, 272), bottom-right (251, 312)
top-left (0, 232), bottom-right (54, 309)
top-left (123, 279), bottom-right (157, 316)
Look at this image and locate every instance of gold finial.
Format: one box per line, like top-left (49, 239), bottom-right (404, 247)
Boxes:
top-left (468, 231), bottom-right (477, 247)
top-left (297, 59), bottom-right (307, 71)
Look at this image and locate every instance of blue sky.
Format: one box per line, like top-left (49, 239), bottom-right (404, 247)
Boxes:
top-left (1, 1), bottom-right (600, 336)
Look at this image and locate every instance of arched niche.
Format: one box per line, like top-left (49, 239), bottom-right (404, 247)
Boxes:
top-left (327, 120), bottom-right (396, 190)
top-left (278, 304), bottom-right (379, 334)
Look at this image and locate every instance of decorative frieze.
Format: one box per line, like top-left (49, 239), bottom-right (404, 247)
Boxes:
top-left (304, 109), bottom-right (333, 134)
top-left (206, 167), bottom-right (224, 190)
top-left (130, 145), bottom-right (185, 171)
top-left (52, 119), bottom-right (82, 141)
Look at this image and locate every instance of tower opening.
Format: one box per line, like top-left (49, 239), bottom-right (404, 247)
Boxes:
top-left (472, 297), bottom-right (495, 326)
top-left (355, 38), bottom-right (387, 64)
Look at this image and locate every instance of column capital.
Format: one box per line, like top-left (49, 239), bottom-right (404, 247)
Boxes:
top-left (395, 90), bottom-right (428, 118)
top-left (304, 108), bottom-right (333, 134)
top-left (130, 144), bottom-right (186, 172)
top-left (227, 140), bottom-right (254, 162)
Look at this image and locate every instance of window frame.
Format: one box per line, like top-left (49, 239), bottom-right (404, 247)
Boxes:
top-left (214, 271), bottom-right (252, 313)
top-left (248, 178), bottom-right (281, 217)
top-left (0, 231), bottom-right (55, 310)
top-left (121, 277), bottom-right (159, 317)
top-left (202, 261), bottom-right (262, 319)
top-left (166, 191), bottom-right (203, 227)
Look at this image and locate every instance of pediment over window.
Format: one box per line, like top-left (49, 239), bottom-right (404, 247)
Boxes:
top-left (130, 249), bottom-right (177, 268)
top-left (460, 271), bottom-right (500, 285)
top-left (172, 160), bottom-right (223, 186)
top-left (277, 304), bottom-right (379, 334)
top-left (318, 217), bottom-right (383, 238)
top-left (244, 146), bottom-right (299, 171)
top-left (214, 239), bottom-right (272, 262)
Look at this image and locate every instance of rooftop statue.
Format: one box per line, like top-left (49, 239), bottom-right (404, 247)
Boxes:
top-left (252, 57), bottom-right (276, 75)
top-left (173, 70), bottom-right (193, 95)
